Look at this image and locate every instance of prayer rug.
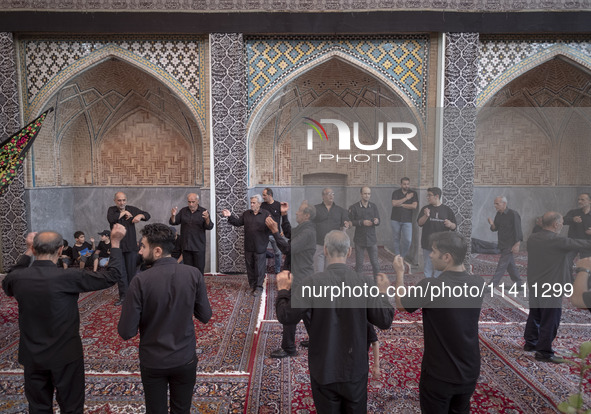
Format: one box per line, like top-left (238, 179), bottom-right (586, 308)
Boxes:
top-left (247, 321), bottom-right (577, 413)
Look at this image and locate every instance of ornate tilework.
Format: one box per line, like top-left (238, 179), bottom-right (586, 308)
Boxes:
top-left (211, 33), bottom-right (248, 273)
top-left (2, 0), bottom-right (591, 11)
top-left (246, 36), bottom-right (429, 119)
top-left (0, 33), bottom-right (26, 271)
top-left (443, 33), bottom-right (479, 248)
top-left (19, 36), bottom-right (207, 125)
top-left (477, 35), bottom-right (591, 106)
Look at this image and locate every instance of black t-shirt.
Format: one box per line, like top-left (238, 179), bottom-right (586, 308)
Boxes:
top-left (72, 242), bottom-right (93, 262)
top-left (96, 241), bottom-right (111, 258)
top-left (400, 270), bottom-right (484, 384)
top-left (417, 204), bottom-right (456, 249)
top-left (391, 188), bottom-right (417, 222)
top-left (261, 200), bottom-right (282, 225)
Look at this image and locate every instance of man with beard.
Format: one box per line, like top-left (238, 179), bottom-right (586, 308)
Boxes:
top-left (118, 223), bottom-right (212, 413)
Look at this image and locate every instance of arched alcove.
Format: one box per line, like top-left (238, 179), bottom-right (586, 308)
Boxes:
top-left (247, 57), bottom-right (423, 187)
top-left (30, 58), bottom-right (203, 188)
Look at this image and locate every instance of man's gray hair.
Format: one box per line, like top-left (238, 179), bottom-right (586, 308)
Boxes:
top-left (496, 196), bottom-right (507, 204)
top-left (302, 203), bottom-right (316, 221)
top-left (33, 231), bottom-right (64, 255)
top-left (324, 230), bottom-right (350, 258)
top-left (251, 194), bottom-right (263, 204)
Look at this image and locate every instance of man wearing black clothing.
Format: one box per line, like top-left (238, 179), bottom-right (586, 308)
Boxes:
top-left (222, 194), bottom-right (271, 295)
top-left (524, 212), bottom-right (591, 363)
top-left (349, 186), bottom-right (381, 279)
top-left (391, 177), bottom-right (417, 259)
top-left (262, 187), bottom-right (283, 273)
top-left (276, 230), bottom-right (394, 412)
top-left (564, 193), bottom-right (591, 272)
top-left (313, 187), bottom-right (350, 272)
top-left (395, 232), bottom-right (484, 414)
top-left (266, 201), bottom-right (317, 358)
top-left (417, 187), bottom-right (456, 278)
top-left (107, 191), bottom-right (151, 305)
top-left (118, 223), bottom-right (212, 414)
top-left (2, 224), bottom-right (126, 414)
top-left (169, 192), bottom-right (214, 274)
top-left (487, 196), bottom-right (523, 287)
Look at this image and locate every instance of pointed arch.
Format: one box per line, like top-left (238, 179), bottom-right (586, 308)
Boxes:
top-left (25, 44), bottom-right (206, 137)
top-left (478, 45), bottom-right (591, 108)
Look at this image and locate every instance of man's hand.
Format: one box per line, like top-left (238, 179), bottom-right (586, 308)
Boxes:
top-left (585, 227), bottom-right (591, 235)
top-left (202, 210), bottom-right (210, 221)
top-left (393, 255), bottom-right (405, 277)
top-left (487, 217), bottom-right (494, 226)
top-left (443, 219), bottom-right (454, 229)
top-left (343, 221), bottom-right (352, 229)
top-left (423, 208), bottom-right (430, 217)
top-left (511, 242), bottom-right (520, 255)
top-left (132, 214), bottom-right (144, 224)
top-left (265, 216), bottom-right (279, 233)
top-left (363, 220), bottom-right (373, 227)
top-left (376, 273), bottom-right (390, 293)
top-left (371, 364), bottom-right (381, 380)
top-left (276, 270), bottom-right (293, 291)
top-left (171, 206), bottom-right (178, 216)
top-left (110, 224), bottom-right (127, 248)
top-left (373, 218), bottom-right (379, 225)
top-left (221, 209), bottom-right (231, 217)
top-left (280, 202), bottom-right (289, 215)
top-left (576, 257), bottom-right (591, 270)
top-left (574, 216), bottom-right (582, 223)
top-left (121, 210), bottom-right (133, 220)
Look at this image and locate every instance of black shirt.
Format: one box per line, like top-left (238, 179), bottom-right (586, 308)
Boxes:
top-left (72, 241), bottom-right (93, 262)
top-left (96, 240), bottom-right (111, 258)
top-left (261, 200), bottom-right (282, 225)
top-left (276, 263), bottom-right (394, 385)
top-left (391, 188), bottom-right (417, 222)
top-left (348, 201), bottom-right (380, 246)
top-left (107, 205), bottom-right (151, 252)
top-left (2, 249), bottom-right (123, 369)
top-left (313, 203), bottom-right (350, 245)
top-left (564, 208), bottom-right (591, 240)
top-left (169, 205), bottom-right (214, 252)
top-left (490, 208), bottom-right (523, 250)
top-left (118, 257), bottom-right (212, 369)
top-left (418, 204), bottom-right (456, 249)
top-left (400, 270), bottom-right (484, 384)
top-left (228, 209), bottom-right (271, 253)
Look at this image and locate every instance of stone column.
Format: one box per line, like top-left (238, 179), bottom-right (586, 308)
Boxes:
top-left (0, 33), bottom-right (26, 272)
top-left (210, 33), bottom-right (248, 273)
top-left (442, 33), bottom-right (479, 249)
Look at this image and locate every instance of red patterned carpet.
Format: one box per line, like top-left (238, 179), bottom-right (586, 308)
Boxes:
top-left (1, 251), bottom-right (590, 413)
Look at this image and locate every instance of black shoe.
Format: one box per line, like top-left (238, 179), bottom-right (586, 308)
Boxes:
top-left (523, 343), bottom-right (536, 352)
top-left (253, 287), bottom-right (263, 297)
top-left (534, 352), bottom-right (564, 363)
top-left (300, 340), bottom-right (309, 348)
top-left (270, 348), bottom-right (297, 358)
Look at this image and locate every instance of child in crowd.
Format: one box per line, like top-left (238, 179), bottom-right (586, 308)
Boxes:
top-left (58, 240), bottom-right (73, 269)
top-left (72, 231), bottom-right (95, 269)
top-left (93, 230), bottom-right (111, 271)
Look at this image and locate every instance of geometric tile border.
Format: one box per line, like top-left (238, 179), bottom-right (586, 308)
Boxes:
top-left (18, 35), bottom-right (207, 126)
top-left (477, 35), bottom-right (591, 106)
top-left (211, 33), bottom-right (248, 273)
top-left (443, 32), bottom-right (479, 250)
top-left (0, 32), bottom-right (26, 271)
top-left (246, 35), bottom-right (429, 120)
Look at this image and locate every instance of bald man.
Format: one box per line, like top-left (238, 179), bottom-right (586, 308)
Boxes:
top-left (107, 191), bottom-right (151, 305)
top-left (2, 224), bottom-right (126, 413)
top-left (170, 193), bottom-right (214, 275)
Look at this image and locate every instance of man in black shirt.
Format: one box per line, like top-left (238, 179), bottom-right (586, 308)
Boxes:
top-left (169, 192), bottom-right (214, 275)
top-left (118, 223), bottom-right (212, 413)
top-left (349, 186), bottom-right (380, 280)
top-left (524, 212), bottom-right (591, 363)
top-left (313, 187), bottom-right (350, 272)
top-left (261, 187), bottom-right (283, 273)
top-left (564, 193), bottom-right (591, 273)
top-left (390, 177), bottom-right (417, 261)
top-left (276, 230), bottom-right (394, 412)
top-left (222, 194), bottom-right (271, 295)
top-left (395, 231), bottom-right (484, 414)
top-left (3, 224), bottom-right (126, 413)
top-left (266, 201), bottom-right (317, 358)
top-left (487, 196), bottom-right (523, 287)
top-left (417, 187), bottom-right (456, 278)
top-left (107, 191), bottom-right (151, 305)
